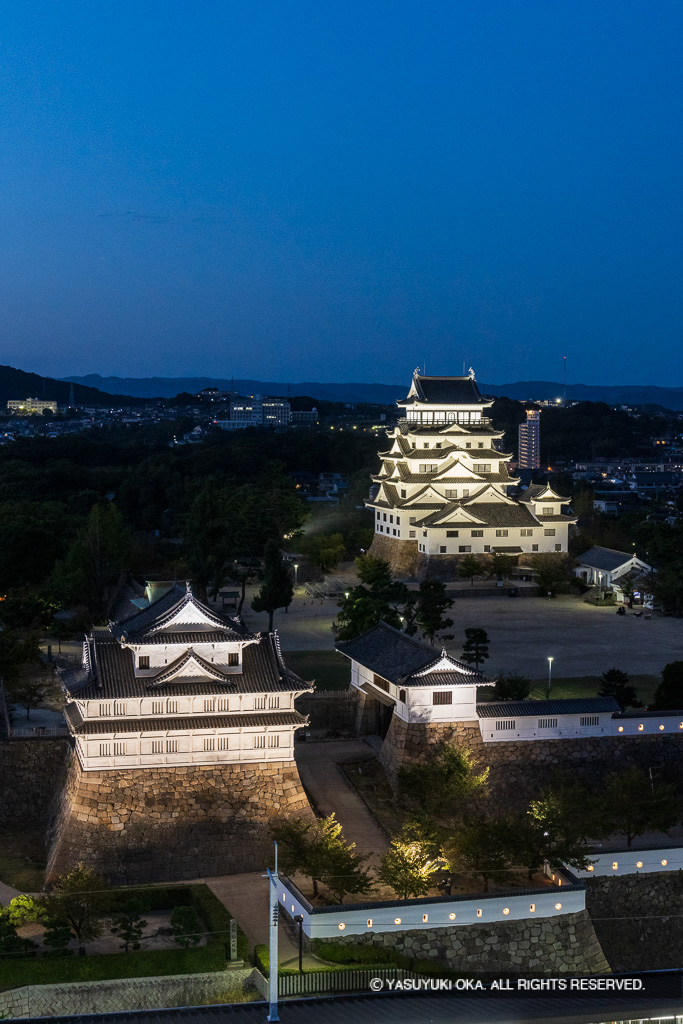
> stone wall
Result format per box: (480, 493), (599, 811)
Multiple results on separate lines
(328, 910), (609, 975)
(585, 872), (683, 972)
(378, 715), (683, 803)
(46, 752), (314, 884)
(295, 691), (357, 738)
(0, 968), (258, 1019)
(368, 534), (420, 578)
(0, 737), (70, 828)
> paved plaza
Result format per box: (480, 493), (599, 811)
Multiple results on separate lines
(241, 589), (683, 680)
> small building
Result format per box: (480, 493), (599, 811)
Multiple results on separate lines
(7, 397), (58, 415)
(573, 545), (654, 603)
(228, 395), (291, 427)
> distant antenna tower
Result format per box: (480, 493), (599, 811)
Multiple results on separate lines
(563, 356), (567, 403)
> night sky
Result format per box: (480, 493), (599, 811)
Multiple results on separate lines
(0, 1), (681, 385)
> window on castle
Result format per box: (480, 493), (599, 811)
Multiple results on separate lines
(473, 464), (491, 473)
(254, 696), (267, 710)
(269, 696), (280, 709)
(580, 716), (599, 727)
(114, 742), (126, 756)
(495, 720), (516, 730)
(393, 528), (397, 536)
(477, 443), (484, 448)
(114, 702), (125, 716)
(167, 700), (178, 714)
(218, 737), (229, 750)
(409, 530), (416, 538)
(532, 544), (539, 551)
(139, 656), (150, 670)
(538, 718), (558, 729)
(151, 700), (163, 715)
(432, 691), (452, 705)
(399, 689), (407, 703)
(409, 517), (416, 524)
(99, 743), (111, 756)
(400, 489), (406, 498)
(445, 489), (457, 498)
(151, 740), (163, 754)
(465, 442), (472, 448)
(459, 545), (471, 553)
(166, 739), (178, 753)
(383, 513), (387, 521)
(253, 735), (266, 748)
(99, 703), (112, 716)
(396, 517), (400, 525)
(268, 735), (280, 748)
(203, 737), (215, 751)
(423, 530), (427, 537)
(495, 530), (508, 537)
(440, 546), (446, 553)
(484, 544), (491, 552)
(418, 464), (437, 473)
(446, 530), (458, 537)
(521, 529), (533, 536)
(543, 507), (554, 515)
(204, 698), (216, 712)
(555, 543), (562, 551)
(544, 529), (556, 536)
(389, 515), (393, 523)
(423, 442), (429, 448)
(218, 698), (230, 711)
(463, 489), (470, 497)
(471, 530), (483, 537)
(228, 652), (239, 666)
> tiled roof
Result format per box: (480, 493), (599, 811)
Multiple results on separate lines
(147, 649), (235, 685)
(338, 621), (491, 686)
(456, 502), (540, 528)
(477, 697), (621, 718)
(131, 630), (243, 645)
(68, 633), (312, 699)
(397, 421), (503, 438)
(575, 545), (635, 571)
(535, 514), (577, 523)
(613, 708), (683, 719)
(69, 711), (307, 734)
(399, 375), (488, 406)
(113, 584), (246, 641)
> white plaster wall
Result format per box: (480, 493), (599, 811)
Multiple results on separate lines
(479, 715), (612, 742)
(574, 846), (683, 878)
(80, 726), (295, 770)
(278, 879), (584, 939)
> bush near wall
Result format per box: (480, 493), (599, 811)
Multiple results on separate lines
(254, 941), (463, 979)
(0, 883), (247, 991)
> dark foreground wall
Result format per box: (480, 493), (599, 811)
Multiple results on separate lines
(0, 737), (70, 828)
(47, 752), (314, 884)
(586, 872), (683, 972)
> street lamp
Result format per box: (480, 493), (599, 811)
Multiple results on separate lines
(547, 657), (554, 700)
(294, 564), (299, 588)
(597, 572), (602, 598)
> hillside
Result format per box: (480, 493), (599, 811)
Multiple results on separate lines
(63, 373), (683, 410)
(0, 365), (149, 407)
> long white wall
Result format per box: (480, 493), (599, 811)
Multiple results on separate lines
(278, 878), (584, 939)
(573, 845), (683, 878)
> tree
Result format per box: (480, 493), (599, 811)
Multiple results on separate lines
(598, 668), (643, 710)
(182, 484), (234, 600)
(493, 673), (531, 701)
(41, 864), (107, 956)
(110, 899), (148, 952)
(415, 580), (454, 645)
(227, 558), (261, 616)
(302, 533), (346, 574)
(444, 817), (517, 892)
(459, 554), (483, 587)
(530, 553), (573, 596)
(652, 662), (683, 711)
(398, 745), (489, 820)
(461, 628), (489, 670)
(171, 905), (202, 949)
(378, 823), (444, 899)
(336, 557), (412, 641)
(0, 903), (36, 958)
(601, 766), (680, 846)
(355, 554), (394, 589)
(251, 540), (294, 631)
(5, 667), (62, 721)
(274, 814), (372, 903)
(522, 786), (599, 874)
(490, 553), (514, 579)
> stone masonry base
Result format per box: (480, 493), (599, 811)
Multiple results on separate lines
(46, 753), (314, 884)
(329, 910), (609, 974)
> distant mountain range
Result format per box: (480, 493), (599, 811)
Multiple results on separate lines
(63, 373), (683, 411)
(0, 365), (145, 407)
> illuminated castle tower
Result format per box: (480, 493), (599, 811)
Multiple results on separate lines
(367, 369), (575, 578)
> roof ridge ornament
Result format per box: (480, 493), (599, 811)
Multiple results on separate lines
(468, 366), (476, 380)
(413, 366), (421, 379)
(185, 580), (192, 594)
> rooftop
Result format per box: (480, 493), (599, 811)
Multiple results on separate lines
(477, 697), (621, 718)
(574, 545), (640, 572)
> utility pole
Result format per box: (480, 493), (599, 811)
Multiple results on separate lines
(264, 842), (280, 1021)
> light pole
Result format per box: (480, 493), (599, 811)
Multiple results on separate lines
(547, 657), (553, 700)
(294, 914), (304, 973)
(597, 572), (602, 599)
(294, 563), (299, 588)
(263, 842), (280, 1021)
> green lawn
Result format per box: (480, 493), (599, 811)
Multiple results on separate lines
(0, 828), (47, 892)
(285, 650), (350, 690)
(477, 674), (660, 706)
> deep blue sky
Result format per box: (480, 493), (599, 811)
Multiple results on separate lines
(0, 1), (681, 385)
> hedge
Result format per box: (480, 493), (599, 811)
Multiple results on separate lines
(254, 943), (397, 977)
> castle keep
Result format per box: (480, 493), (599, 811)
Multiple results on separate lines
(367, 369), (575, 577)
(48, 582), (313, 883)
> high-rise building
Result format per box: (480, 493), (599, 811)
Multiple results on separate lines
(367, 370), (575, 576)
(518, 409), (541, 469)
